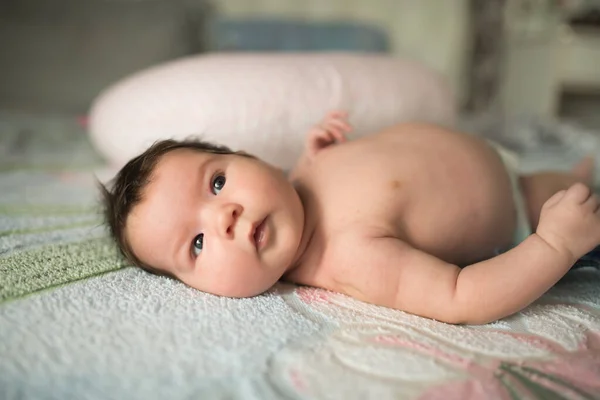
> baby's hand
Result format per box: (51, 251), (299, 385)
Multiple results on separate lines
(305, 111), (352, 157)
(536, 183), (600, 261)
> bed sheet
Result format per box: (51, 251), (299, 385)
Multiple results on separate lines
(1, 110), (600, 400)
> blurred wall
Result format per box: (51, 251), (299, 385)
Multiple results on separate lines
(0, 0), (208, 113)
(496, 0), (600, 120)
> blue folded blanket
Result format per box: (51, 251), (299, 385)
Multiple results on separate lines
(209, 18), (390, 52)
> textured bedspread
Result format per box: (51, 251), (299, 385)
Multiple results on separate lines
(1, 111), (600, 400)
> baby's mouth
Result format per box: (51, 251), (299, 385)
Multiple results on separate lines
(252, 217), (267, 250)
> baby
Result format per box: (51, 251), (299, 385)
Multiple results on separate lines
(101, 111), (599, 324)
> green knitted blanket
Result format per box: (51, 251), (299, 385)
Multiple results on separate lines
(0, 111), (127, 303)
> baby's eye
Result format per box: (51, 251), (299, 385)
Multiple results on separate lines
(211, 174), (226, 194)
(192, 233), (203, 256)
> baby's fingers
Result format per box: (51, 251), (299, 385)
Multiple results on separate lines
(583, 192), (600, 213)
(329, 126), (348, 143)
(326, 110), (348, 121)
(564, 182), (591, 204)
(324, 119), (352, 134)
(324, 111), (351, 130)
(319, 123), (348, 144)
(543, 189), (566, 209)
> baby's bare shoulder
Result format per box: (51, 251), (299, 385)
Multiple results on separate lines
(289, 226), (397, 291)
(298, 149), (413, 237)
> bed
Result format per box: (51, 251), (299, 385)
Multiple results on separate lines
(3, 1), (600, 399)
(2, 110), (600, 400)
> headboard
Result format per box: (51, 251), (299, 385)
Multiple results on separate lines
(213, 0), (471, 103)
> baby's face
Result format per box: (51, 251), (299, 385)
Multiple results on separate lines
(125, 149), (305, 297)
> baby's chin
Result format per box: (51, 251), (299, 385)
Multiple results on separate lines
(205, 282), (279, 299)
(191, 271), (285, 298)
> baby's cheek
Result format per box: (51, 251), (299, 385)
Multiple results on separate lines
(208, 253), (271, 298)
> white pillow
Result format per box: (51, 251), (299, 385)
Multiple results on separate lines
(88, 52), (456, 171)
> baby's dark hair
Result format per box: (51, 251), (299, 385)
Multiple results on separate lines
(99, 138), (249, 277)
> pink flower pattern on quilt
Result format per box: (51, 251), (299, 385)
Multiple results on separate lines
(268, 269), (600, 399)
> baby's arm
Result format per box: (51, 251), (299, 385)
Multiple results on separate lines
(333, 183), (600, 324)
(289, 111), (351, 180)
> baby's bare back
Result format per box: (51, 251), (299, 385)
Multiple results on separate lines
(300, 123), (517, 266)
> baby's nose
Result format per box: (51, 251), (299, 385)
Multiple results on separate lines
(218, 203), (242, 238)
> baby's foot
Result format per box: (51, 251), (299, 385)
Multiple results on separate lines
(572, 156), (594, 186)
